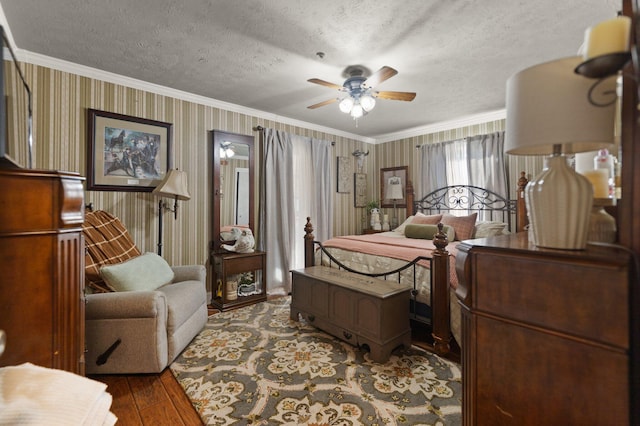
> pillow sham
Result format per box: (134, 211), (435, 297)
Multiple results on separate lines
(410, 213), (443, 225)
(405, 223), (455, 242)
(393, 215), (415, 234)
(100, 252), (175, 292)
(440, 212), (478, 241)
(474, 221), (508, 238)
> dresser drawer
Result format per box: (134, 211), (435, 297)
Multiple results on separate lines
(474, 252), (628, 348)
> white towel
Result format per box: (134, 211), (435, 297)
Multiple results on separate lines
(0, 363), (117, 425)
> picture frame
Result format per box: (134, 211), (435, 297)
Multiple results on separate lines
(354, 172), (367, 207)
(380, 166), (408, 208)
(337, 156), (351, 193)
(86, 109), (172, 191)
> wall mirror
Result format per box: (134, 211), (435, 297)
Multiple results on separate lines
(210, 130), (254, 253)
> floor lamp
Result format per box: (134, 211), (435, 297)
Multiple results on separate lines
(152, 169), (191, 256)
(385, 176), (404, 229)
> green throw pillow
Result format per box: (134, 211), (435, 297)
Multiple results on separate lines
(100, 252), (174, 292)
(404, 223), (455, 242)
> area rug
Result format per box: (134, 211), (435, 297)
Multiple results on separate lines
(170, 297), (461, 425)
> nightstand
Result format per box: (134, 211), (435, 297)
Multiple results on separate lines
(211, 251), (267, 311)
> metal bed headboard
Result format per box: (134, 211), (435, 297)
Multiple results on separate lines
(414, 185), (517, 231)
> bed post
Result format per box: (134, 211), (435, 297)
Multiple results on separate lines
(516, 171), (529, 232)
(406, 179), (415, 216)
(304, 217), (315, 267)
(431, 223), (451, 355)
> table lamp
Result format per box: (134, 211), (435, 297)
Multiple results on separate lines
(505, 56), (616, 249)
(385, 176), (404, 228)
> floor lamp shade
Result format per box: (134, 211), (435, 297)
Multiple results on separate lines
(505, 56), (616, 249)
(152, 169), (191, 201)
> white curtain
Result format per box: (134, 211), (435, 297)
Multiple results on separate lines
(418, 142), (447, 196)
(259, 128), (333, 296)
(418, 131), (508, 220)
(466, 132), (508, 197)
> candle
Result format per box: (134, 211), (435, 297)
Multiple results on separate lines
(582, 169), (609, 198)
(583, 16), (631, 60)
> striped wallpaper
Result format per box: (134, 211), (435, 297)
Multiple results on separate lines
(16, 62), (543, 294)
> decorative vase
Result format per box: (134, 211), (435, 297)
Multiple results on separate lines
(525, 155), (593, 250)
(226, 280), (238, 301)
(587, 199), (616, 243)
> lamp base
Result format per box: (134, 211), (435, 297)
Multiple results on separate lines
(587, 198), (617, 243)
(525, 155), (593, 250)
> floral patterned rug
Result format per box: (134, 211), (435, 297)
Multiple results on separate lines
(170, 297), (461, 425)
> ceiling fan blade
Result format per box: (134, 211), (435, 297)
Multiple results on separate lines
(307, 78), (344, 91)
(307, 98), (339, 109)
(374, 91), (416, 101)
(363, 66), (398, 88)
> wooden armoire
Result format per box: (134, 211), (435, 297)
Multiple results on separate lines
(0, 168), (85, 375)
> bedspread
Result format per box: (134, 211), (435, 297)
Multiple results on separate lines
(320, 232), (459, 288)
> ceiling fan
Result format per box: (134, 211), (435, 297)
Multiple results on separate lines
(307, 66), (416, 119)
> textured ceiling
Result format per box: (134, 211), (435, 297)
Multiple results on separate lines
(0, 0), (620, 140)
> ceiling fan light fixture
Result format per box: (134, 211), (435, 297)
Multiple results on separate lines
(350, 103), (364, 119)
(339, 96), (354, 113)
(360, 94), (376, 112)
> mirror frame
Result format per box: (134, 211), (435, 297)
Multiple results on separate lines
(210, 130), (255, 253)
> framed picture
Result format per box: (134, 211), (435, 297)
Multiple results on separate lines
(380, 166), (408, 208)
(86, 109), (172, 191)
(354, 172), (367, 207)
(336, 156), (351, 193)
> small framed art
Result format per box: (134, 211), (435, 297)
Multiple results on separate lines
(354, 172), (367, 207)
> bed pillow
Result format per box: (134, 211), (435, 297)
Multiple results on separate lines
(405, 223), (455, 242)
(393, 215), (415, 234)
(474, 221), (508, 238)
(410, 213), (443, 225)
(440, 213), (478, 241)
(100, 252), (175, 292)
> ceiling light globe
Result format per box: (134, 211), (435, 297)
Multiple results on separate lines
(351, 103), (364, 118)
(360, 95), (376, 112)
(226, 148), (235, 158)
(339, 97), (354, 113)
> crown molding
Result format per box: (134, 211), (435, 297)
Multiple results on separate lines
(372, 109), (507, 143)
(14, 49), (506, 145)
(13, 48), (377, 144)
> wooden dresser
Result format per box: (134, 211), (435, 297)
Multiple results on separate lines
(0, 168), (85, 375)
(455, 232), (633, 425)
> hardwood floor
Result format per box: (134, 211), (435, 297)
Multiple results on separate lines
(91, 304), (459, 424)
(90, 369), (203, 426)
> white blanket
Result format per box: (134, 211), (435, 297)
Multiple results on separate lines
(0, 363), (117, 426)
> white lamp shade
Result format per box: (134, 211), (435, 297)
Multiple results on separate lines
(152, 169), (191, 200)
(351, 103), (364, 118)
(505, 56), (616, 156)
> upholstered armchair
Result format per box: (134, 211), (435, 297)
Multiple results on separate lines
(82, 210), (207, 374)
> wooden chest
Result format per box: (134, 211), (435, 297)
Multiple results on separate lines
(290, 266), (412, 363)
